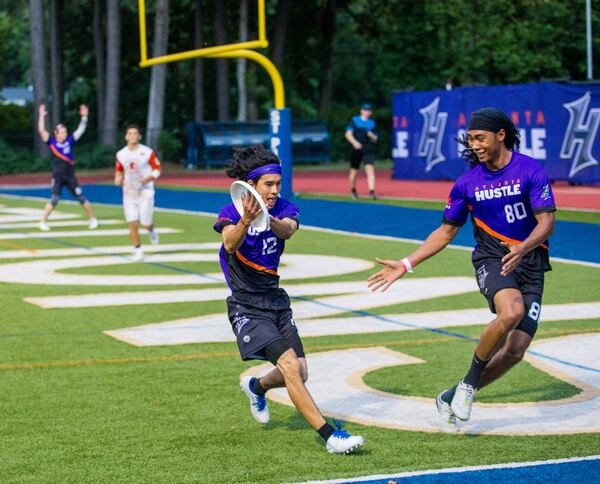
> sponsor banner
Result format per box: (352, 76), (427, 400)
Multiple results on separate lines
(392, 82), (600, 184)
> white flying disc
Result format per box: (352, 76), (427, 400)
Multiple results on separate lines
(230, 180), (270, 232)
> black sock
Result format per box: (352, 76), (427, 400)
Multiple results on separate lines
(317, 422), (335, 442)
(251, 377), (266, 396)
(463, 352), (489, 388)
(441, 384), (458, 404)
(134, 244), (141, 249)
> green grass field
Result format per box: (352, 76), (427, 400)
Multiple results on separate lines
(0, 194), (599, 483)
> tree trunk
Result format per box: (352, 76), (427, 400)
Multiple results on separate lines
(146, 0), (170, 150)
(93, 0), (105, 133)
(49, 0), (63, 126)
(215, 0), (229, 121)
(29, 0), (48, 155)
(318, 0), (337, 117)
(247, 63), (258, 121)
(236, 0), (248, 121)
(194, 0), (204, 121)
(271, 0), (289, 69)
(102, 0), (121, 146)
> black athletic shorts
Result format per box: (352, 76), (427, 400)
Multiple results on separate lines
(350, 148), (374, 169)
(51, 171), (83, 199)
(226, 297), (305, 362)
(473, 257), (544, 337)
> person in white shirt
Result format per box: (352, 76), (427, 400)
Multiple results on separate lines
(114, 124), (162, 261)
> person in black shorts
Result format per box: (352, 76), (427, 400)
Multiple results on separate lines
(345, 103), (378, 199)
(214, 145), (364, 454)
(37, 103), (97, 231)
(368, 108), (556, 430)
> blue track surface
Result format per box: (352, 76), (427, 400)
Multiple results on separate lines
(1, 184), (597, 263)
(335, 457), (600, 483)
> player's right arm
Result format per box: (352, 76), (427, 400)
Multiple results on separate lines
(368, 224), (460, 292)
(345, 120), (362, 150)
(368, 178), (468, 292)
(114, 157), (124, 186)
(37, 104), (49, 143)
(221, 194), (262, 254)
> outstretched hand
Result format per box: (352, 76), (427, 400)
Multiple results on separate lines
(241, 192), (262, 226)
(38, 104), (47, 116)
(500, 241), (525, 276)
(79, 104), (89, 117)
(367, 257), (407, 292)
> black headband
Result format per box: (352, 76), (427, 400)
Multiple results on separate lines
(468, 108), (513, 133)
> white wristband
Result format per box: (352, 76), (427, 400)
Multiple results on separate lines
(401, 257), (414, 273)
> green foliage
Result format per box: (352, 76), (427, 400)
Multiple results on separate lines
(157, 129), (182, 163)
(0, 138), (44, 175)
(0, 103), (31, 133)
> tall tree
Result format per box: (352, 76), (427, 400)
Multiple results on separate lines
(271, 0), (289, 69)
(146, 0), (170, 150)
(49, 0), (63, 126)
(215, 0), (229, 121)
(236, 0), (248, 121)
(318, 0), (338, 116)
(194, 0), (204, 122)
(28, 0), (48, 155)
(93, 0), (105, 133)
(102, 0), (121, 146)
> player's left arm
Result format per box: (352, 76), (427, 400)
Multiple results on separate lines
(140, 152), (162, 185)
(72, 104), (89, 141)
(269, 216), (298, 239)
(500, 211), (555, 276)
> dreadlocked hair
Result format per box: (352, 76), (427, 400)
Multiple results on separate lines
(225, 144), (280, 181)
(457, 127), (521, 168)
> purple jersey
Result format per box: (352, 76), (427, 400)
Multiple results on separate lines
(47, 135), (76, 173)
(443, 152), (556, 269)
(214, 197), (300, 303)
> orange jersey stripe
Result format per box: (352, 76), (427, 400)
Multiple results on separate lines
(148, 151), (161, 171)
(49, 144), (74, 164)
(235, 251), (278, 276)
(473, 217), (548, 250)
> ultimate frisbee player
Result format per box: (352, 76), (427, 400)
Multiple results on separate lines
(214, 145), (364, 454)
(368, 108), (556, 430)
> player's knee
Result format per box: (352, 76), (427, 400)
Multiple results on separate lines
(504, 343), (526, 364)
(50, 195), (60, 207)
(498, 303), (525, 328)
(278, 351), (302, 381)
(77, 195), (87, 205)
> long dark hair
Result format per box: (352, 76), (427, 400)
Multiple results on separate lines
(225, 144), (280, 181)
(457, 125), (521, 168)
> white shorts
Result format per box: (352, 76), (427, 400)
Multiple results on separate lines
(123, 189), (155, 226)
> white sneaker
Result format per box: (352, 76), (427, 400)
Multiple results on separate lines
(88, 218), (98, 230)
(132, 247), (144, 262)
(149, 230), (160, 245)
(240, 376), (269, 424)
(325, 421), (364, 454)
(451, 381), (476, 421)
(436, 392), (459, 433)
(39, 220), (50, 232)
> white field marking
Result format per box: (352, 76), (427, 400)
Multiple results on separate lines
(104, 277), (479, 346)
(0, 213), (79, 224)
(0, 253), (372, 286)
(104, 299), (600, 347)
(246, 333), (600, 435)
(295, 455), (600, 484)
(25, 278), (478, 308)
(0, 243), (220, 259)
(0, 228), (180, 240)
(0, 219), (122, 229)
(1, 193), (598, 268)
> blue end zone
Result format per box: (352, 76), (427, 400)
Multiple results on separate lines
(313, 456), (600, 484)
(0, 185), (598, 264)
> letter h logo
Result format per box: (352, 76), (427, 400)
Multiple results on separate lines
(560, 92), (600, 178)
(418, 97), (448, 173)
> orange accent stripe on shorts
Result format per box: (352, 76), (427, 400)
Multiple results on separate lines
(473, 216), (548, 250)
(49, 144), (74, 164)
(235, 251), (278, 275)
